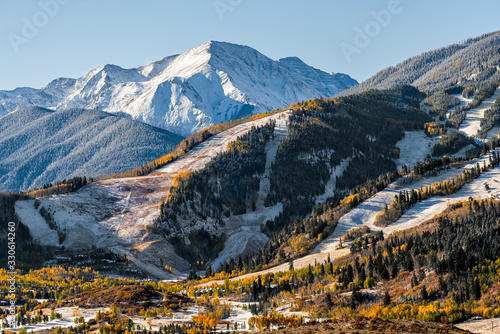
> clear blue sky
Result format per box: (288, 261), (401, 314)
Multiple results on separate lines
(0, 0), (499, 90)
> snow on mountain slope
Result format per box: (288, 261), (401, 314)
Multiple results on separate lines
(210, 114), (289, 270)
(0, 42), (357, 136)
(0, 107), (183, 192)
(15, 111), (289, 279)
(338, 30), (500, 96)
(395, 131), (441, 168)
(200, 150), (500, 286)
(459, 85), (500, 138)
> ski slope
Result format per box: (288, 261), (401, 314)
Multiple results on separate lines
(201, 150), (500, 287)
(16, 111), (291, 279)
(210, 114), (290, 270)
(460, 86), (500, 138)
(395, 131), (440, 169)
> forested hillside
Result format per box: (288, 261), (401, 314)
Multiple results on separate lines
(0, 193), (46, 269)
(158, 121), (276, 223)
(339, 30), (500, 96)
(0, 107), (183, 191)
(156, 85), (432, 268)
(217, 198), (500, 324)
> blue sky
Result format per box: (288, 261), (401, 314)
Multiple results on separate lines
(0, 0), (499, 90)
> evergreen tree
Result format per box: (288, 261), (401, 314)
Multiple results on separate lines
(383, 291), (391, 306)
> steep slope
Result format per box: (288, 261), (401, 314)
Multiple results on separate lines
(339, 30), (500, 96)
(459, 85), (500, 138)
(14, 112), (287, 279)
(200, 137), (498, 288)
(0, 42), (357, 136)
(0, 107), (183, 192)
(154, 86), (435, 272)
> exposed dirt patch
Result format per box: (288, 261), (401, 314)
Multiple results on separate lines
(258, 317), (470, 334)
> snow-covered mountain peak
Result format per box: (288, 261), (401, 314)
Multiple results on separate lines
(138, 55), (179, 78)
(158, 42), (214, 79)
(0, 41), (358, 135)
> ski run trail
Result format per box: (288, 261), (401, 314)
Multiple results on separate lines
(199, 147), (500, 287)
(459, 86), (500, 139)
(16, 111), (291, 279)
(201, 93), (500, 286)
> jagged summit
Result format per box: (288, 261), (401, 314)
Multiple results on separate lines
(0, 41), (357, 135)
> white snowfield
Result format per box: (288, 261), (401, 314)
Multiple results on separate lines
(395, 131), (440, 169)
(398, 95), (480, 170)
(459, 87), (500, 139)
(16, 111), (291, 279)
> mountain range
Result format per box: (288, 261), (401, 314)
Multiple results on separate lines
(0, 41), (358, 191)
(0, 41), (357, 136)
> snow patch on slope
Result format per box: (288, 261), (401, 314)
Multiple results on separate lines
(395, 131), (441, 169)
(14, 200), (59, 245)
(315, 157), (352, 205)
(459, 86), (500, 138)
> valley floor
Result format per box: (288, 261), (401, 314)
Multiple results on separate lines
(10, 307), (107, 333)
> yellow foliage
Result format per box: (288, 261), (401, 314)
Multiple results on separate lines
(248, 313), (302, 331)
(192, 312), (219, 330)
(226, 141), (250, 154)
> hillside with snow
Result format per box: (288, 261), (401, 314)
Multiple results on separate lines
(14, 112), (290, 279)
(198, 89), (500, 284)
(0, 107), (183, 191)
(0, 41), (357, 136)
(13, 84), (470, 278)
(338, 30), (500, 96)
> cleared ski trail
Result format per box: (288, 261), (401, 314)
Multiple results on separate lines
(459, 87), (500, 138)
(200, 149), (500, 287)
(16, 111), (291, 278)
